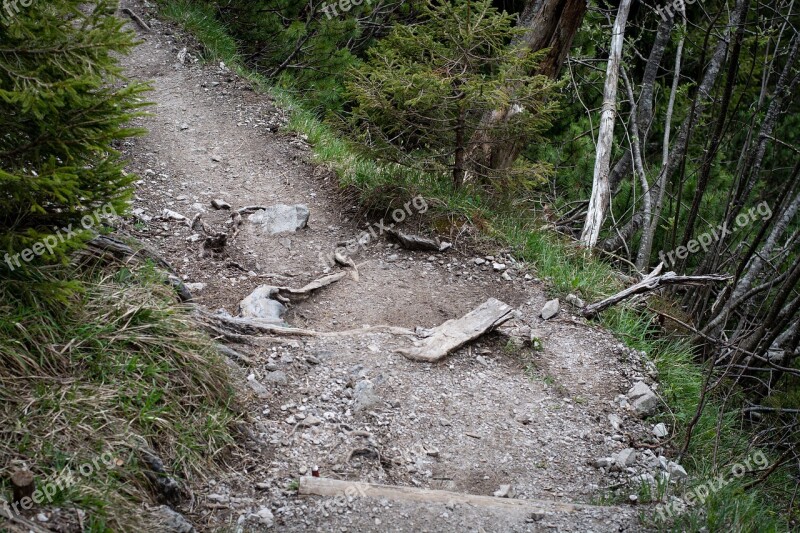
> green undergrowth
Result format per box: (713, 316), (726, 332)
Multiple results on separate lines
(156, 2), (794, 529)
(0, 260), (240, 530)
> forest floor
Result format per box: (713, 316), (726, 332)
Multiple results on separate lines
(115, 1), (674, 530)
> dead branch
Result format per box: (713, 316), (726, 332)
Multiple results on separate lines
(583, 271), (730, 318)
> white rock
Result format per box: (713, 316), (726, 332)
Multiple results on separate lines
(653, 422), (669, 438)
(492, 262), (507, 272)
(667, 461), (688, 480)
(540, 299), (560, 320)
(249, 204), (310, 235)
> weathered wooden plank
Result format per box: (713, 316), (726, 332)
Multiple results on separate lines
(299, 476), (589, 513)
(398, 298), (515, 362)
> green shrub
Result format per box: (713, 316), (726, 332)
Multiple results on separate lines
(0, 0), (148, 269)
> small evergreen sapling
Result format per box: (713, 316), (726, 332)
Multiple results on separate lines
(345, 0), (558, 190)
(0, 0), (149, 269)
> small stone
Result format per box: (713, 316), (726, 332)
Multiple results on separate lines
(492, 262), (507, 272)
(248, 204), (310, 235)
(515, 413), (532, 425)
(211, 199), (231, 210)
(627, 382), (660, 416)
(667, 461), (688, 480)
(162, 209), (186, 221)
(493, 485), (515, 498)
(255, 507), (274, 527)
(614, 448), (637, 469)
(185, 282), (206, 292)
(502, 271), (513, 281)
(439, 241), (452, 252)
(387, 254), (399, 262)
(247, 376), (269, 399)
(474, 258), (486, 265)
(565, 293), (586, 308)
(540, 299), (560, 320)
(653, 423), (669, 438)
(179, 123), (189, 130)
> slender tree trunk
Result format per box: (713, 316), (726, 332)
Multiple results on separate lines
(467, 0), (587, 178)
(580, 0), (634, 247)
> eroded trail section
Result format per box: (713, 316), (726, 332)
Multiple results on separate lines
(118, 2), (664, 531)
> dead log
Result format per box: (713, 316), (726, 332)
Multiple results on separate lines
(397, 298), (515, 362)
(299, 476), (590, 513)
(582, 271), (731, 318)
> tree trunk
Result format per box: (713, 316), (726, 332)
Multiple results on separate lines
(467, 0), (587, 178)
(580, 0), (633, 247)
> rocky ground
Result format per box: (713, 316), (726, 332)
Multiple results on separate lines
(101, 2), (692, 530)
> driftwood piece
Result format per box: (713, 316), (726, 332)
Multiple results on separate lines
(299, 476), (589, 513)
(386, 229), (441, 251)
(582, 271), (731, 318)
(397, 298), (515, 362)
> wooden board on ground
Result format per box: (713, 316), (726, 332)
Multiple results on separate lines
(299, 476), (591, 514)
(397, 298), (515, 362)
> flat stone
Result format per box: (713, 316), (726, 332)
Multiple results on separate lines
(353, 379), (381, 413)
(211, 199), (231, 210)
(249, 204), (310, 235)
(265, 371), (288, 385)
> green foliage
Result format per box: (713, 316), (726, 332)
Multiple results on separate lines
(0, 0), (149, 267)
(0, 261), (238, 529)
(345, 0), (558, 189)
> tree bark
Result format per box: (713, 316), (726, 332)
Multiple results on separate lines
(580, 0), (633, 247)
(467, 0), (587, 178)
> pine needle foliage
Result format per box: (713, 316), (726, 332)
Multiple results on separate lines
(0, 0), (149, 267)
(345, 0), (559, 190)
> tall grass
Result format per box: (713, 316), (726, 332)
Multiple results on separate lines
(0, 261), (239, 530)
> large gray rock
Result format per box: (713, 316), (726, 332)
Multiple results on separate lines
(239, 285), (287, 324)
(627, 381), (660, 416)
(249, 204), (309, 234)
(540, 299), (560, 320)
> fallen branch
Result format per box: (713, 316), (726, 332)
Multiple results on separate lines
(582, 271), (730, 318)
(299, 476), (590, 513)
(397, 298), (515, 362)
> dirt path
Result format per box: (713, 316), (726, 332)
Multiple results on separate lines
(117, 2), (667, 531)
